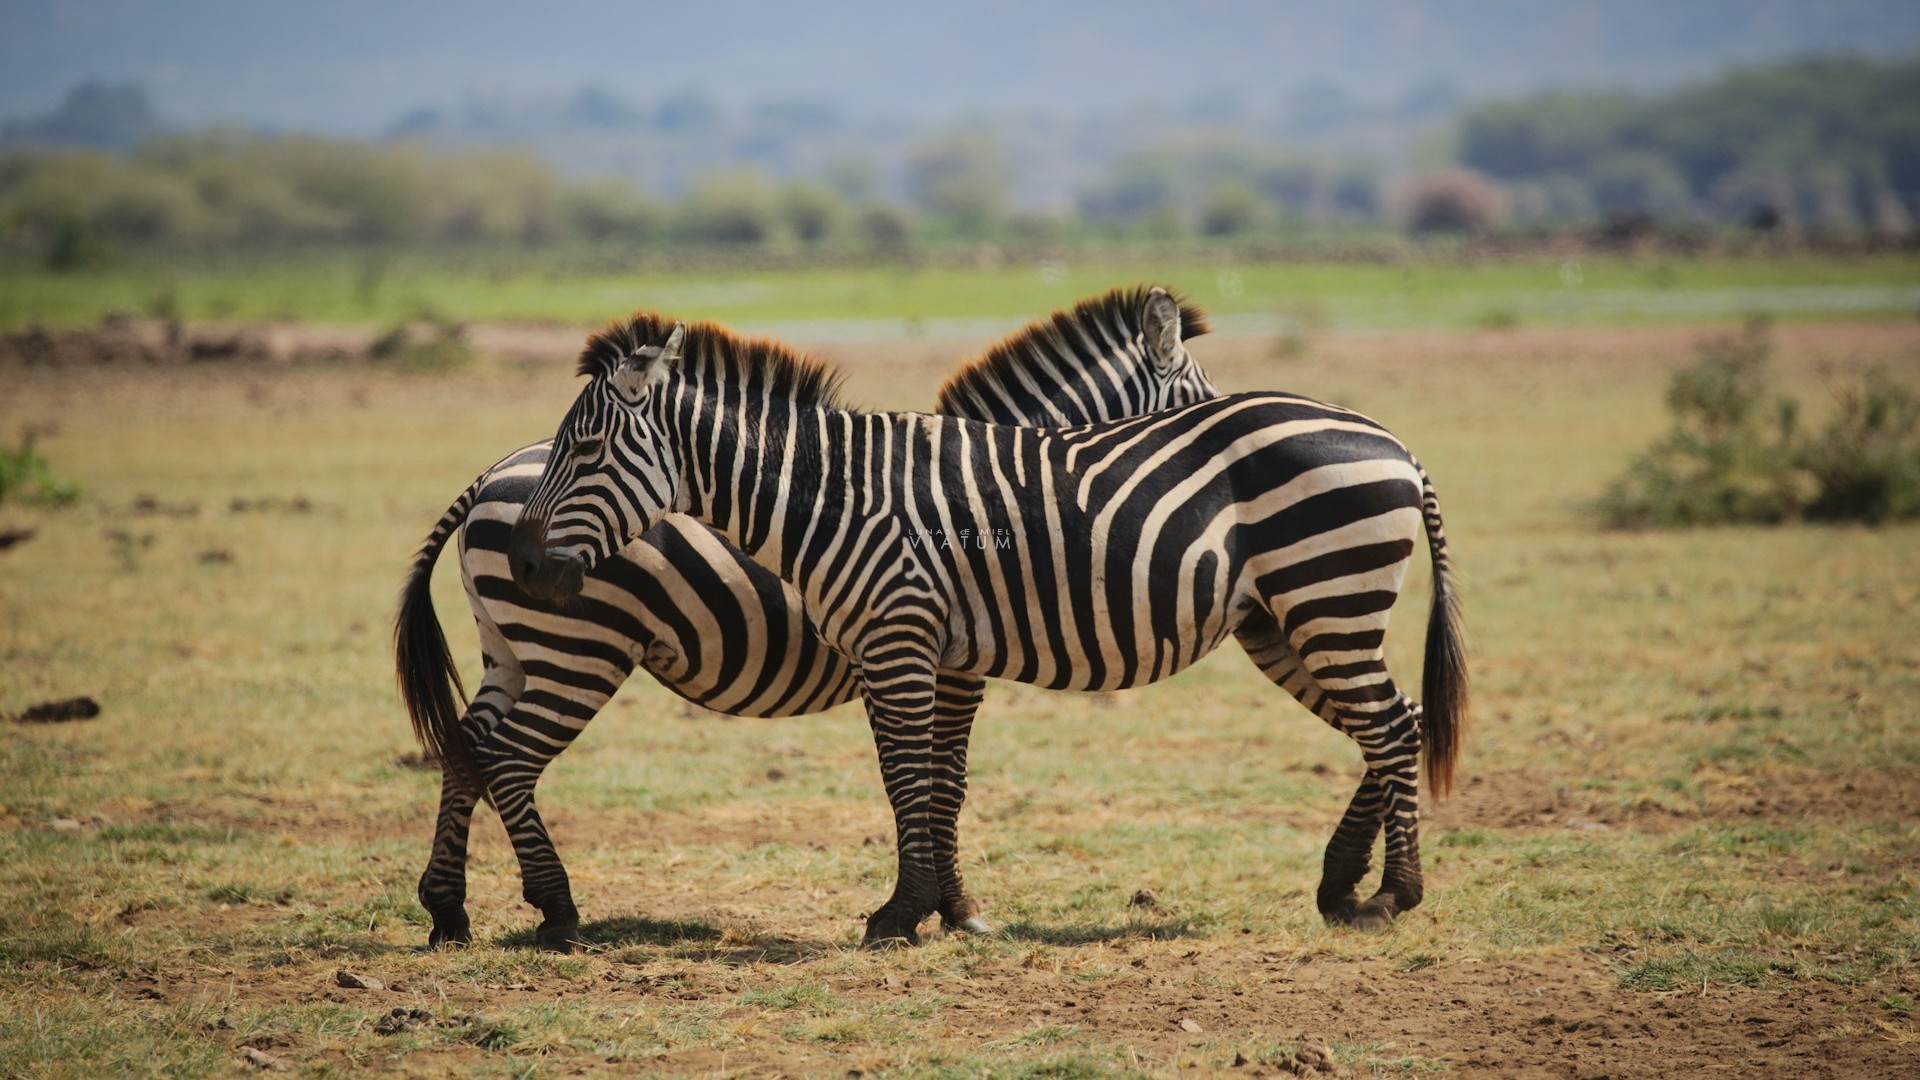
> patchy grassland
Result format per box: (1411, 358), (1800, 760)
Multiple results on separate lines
(0, 320), (1916, 1077)
(2, 250), (1917, 333)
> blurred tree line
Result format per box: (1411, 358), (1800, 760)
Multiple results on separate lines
(2, 54), (1916, 270)
(1460, 55), (1920, 232)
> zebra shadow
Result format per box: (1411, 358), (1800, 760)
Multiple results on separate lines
(995, 917), (1203, 945)
(494, 915), (723, 951)
(497, 916), (837, 964)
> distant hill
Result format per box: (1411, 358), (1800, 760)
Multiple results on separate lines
(0, 81), (165, 152)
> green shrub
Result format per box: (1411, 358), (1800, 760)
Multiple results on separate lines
(1798, 368), (1920, 524)
(1599, 322), (1920, 527)
(0, 433), (81, 507)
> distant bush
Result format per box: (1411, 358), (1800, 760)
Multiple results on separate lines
(1599, 322), (1920, 527)
(1199, 178), (1273, 237)
(856, 203), (915, 251)
(0, 433), (81, 507)
(1798, 368), (1920, 524)
(675, 171), (779, 245)
(1395, 168), (1509, 234)
(905, 132), (1009, 237)
(563, 177), (667, 245)
(370, 316), (474, 373)
(778, 182), (844, 245)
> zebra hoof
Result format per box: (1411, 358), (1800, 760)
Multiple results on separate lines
(536, 921), (580, 953)
(427, 913), (472, 948)
(1346, 896), (1398, 932)
(946, 916), (994, 936)
(862, 911), (923, 948)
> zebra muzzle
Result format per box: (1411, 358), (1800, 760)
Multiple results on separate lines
(508, 519), (587, 601)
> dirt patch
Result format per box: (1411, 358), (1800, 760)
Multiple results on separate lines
(1433, 766), (1920, 834)
(119, 930), (1918, 1077)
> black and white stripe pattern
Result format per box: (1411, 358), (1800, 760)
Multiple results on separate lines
(509, 313), (1468, 945)
(397, 287), (1215, 950)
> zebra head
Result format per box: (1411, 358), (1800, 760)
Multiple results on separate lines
(1135, 286), (1219, 413)
(509, 321), (688, 601)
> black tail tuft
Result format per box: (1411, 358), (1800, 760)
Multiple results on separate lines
(394, 486), (484, 800)
(1416, 464), (1469, 800)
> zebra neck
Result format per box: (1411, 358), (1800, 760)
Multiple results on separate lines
(943, 331), (1151, 427)
(668, 389), (847, 578)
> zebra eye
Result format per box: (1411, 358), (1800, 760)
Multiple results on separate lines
(574, 437), (605, 459)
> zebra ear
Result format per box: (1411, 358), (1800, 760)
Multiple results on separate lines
(1141, 287), (1183, 372)
(609, 322), (686, 402)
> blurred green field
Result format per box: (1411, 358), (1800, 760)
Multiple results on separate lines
(1, 320), (1916, 1076)
(3, 250), (1918, 334)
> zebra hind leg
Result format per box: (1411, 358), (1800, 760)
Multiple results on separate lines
(1330, 691), (1424, 929)
(416, 676), (518, 947)
(418, 771), (479, 946)
(930, 671), (992, 936)
(1234, 612), (1404, 929)
(1314, 772), (1388, 926)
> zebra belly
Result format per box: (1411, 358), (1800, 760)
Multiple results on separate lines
(928, 444), (1423, 693)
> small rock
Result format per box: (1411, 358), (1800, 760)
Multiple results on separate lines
(1179, 1017), (1204, 1033)
(238, 1046), (283, 1070)
(765, 767), (787, 781)
(1130, 888), (1159, 909)
(334, 970), (383, 991)
(49, 818), (82, 832)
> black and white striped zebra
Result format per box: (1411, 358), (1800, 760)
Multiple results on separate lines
(396, 287), (1215, 951)
(507, 314), (1468, 945)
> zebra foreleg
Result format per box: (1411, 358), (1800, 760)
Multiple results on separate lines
(481, 739), (582, 952)
(477, 678), (616, 952)
(930, 671), (992, 935)
(859, 647), (945, 947)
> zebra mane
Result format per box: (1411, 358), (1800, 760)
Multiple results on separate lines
(934, 285), (1211, 418)
(577, 311), (848, 408)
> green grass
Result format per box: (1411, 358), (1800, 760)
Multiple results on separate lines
(1, 250), (1916, 332)
(1, 321), (1916, 1075)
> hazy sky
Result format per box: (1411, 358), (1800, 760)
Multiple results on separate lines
(5, 0), (1919, 132)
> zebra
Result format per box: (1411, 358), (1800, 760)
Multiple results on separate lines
(396, 287), (1217, 951)
(506, 313), (1468, 946)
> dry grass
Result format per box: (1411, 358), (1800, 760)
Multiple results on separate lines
(1, 321), (1916, 1077)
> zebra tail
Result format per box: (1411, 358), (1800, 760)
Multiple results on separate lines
(393, 479), (486, 801)
(1416, 462), (1469, 801)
